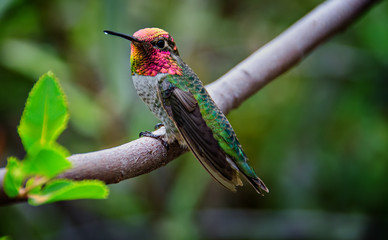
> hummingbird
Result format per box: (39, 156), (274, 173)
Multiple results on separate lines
(104, 28), (268, 195)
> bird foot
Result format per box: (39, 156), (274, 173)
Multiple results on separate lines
(154, 123), (164, 130)
(139, 131), (169, 150)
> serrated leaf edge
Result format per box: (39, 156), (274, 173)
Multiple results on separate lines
(28, 180), (109, 205)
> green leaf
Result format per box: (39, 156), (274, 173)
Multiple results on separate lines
(3, 71), (110, 205)
(18, 71), (69, 152)
(23, 147), (71, 178)
(3, 157), (23, 198)
(25, 177), (44, 195)
(28, 179), (109, 205)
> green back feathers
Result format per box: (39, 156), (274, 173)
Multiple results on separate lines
(165, 65), (258, 179)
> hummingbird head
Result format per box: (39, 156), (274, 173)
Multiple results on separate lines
(104, 28), (182, 76)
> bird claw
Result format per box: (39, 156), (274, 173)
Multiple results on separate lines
(154, 123), (164, 130)
(139, 131), (169, 150)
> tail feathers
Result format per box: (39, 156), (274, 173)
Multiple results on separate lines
(226, 156), (269, 195)
(244, 175), (269, 196)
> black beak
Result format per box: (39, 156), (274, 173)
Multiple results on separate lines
(103, 30), (142, 43)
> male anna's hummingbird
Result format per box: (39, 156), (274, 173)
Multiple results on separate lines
(104, 28), (268, 195)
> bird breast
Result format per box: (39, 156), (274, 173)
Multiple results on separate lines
(131, 73), (177, 139)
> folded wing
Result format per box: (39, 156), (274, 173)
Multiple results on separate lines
(159, 80), (242, 191)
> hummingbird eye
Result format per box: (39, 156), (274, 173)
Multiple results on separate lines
(156, 39), (165, 48)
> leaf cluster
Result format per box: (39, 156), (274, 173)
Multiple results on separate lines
(3, 72), (109, 205)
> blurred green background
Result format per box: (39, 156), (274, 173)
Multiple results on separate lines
(0, 0), (387, 239)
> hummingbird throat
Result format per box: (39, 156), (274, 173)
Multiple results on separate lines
(130, 44), (182, 76)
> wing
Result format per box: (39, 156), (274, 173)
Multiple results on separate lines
(158, 78), (242, 191)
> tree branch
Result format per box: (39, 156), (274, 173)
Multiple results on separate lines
(0, 0), (380, 205)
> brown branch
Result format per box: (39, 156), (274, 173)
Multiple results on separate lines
(0, 0), (380, 205)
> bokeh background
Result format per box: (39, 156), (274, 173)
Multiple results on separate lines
(1, 0), (387, 239)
